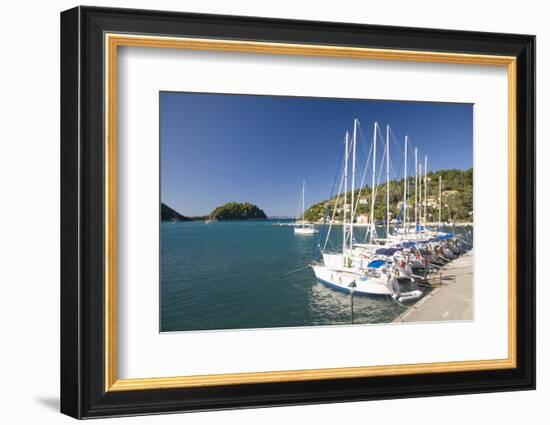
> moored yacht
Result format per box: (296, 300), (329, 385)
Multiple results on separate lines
(294, 180), (318, 235)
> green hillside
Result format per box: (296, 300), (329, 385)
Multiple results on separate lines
(161, 203), (191, 221)
(305, 168), (473, 223)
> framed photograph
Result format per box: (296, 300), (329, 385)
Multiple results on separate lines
(60, 6), (535, 419)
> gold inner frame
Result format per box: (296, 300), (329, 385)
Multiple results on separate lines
(104, 33), (517, 392)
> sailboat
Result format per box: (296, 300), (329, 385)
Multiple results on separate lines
(311, 119), (429, 302)
(205, 202), (214, 224)
(311, 262), (399, 296)
(319, 121), (414, 281)
(294, 181), (318, 235)
(311, 121), (408, 297)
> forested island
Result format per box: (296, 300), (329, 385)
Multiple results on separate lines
(304, 168), (473, 223)
(161, 202), (267, 221)
(210, 202), (267, 220)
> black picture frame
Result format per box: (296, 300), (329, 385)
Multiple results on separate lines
(61, 5), (535, 419)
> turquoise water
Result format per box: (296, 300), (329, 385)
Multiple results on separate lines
(160, 220), (414, 332)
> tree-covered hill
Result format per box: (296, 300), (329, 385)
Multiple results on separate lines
(161, 203), (191, 221)
(210, 202), (267, 220)
(304, 168), (473, 223)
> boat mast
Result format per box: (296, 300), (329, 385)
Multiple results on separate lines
(424, 156), (428, 226)
(438, 175), (442, 230)
(343, 131), (349, 254)
(386, 124), (390, 240)
(302, 180), (305, 225)
(351, 119), (358, 249)
(419, 164), (422, 229)
(403, 135), (408, 235)
(414, 147), (418, 231)
(369, 122), (378, 243)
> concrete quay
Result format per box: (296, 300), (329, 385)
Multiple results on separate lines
(393, 250), (474, 323)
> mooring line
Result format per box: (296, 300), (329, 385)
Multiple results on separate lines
(286, 265), (310, 275)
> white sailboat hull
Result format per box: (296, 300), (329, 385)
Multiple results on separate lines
(322, 252), (372, 270)
(311, 265), (396, 296)
(294, 226), (318, 235)
(322, 251), (413, 280)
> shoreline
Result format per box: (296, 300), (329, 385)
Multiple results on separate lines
(314, 221), (474, 227)
(163, 218), (474, 227)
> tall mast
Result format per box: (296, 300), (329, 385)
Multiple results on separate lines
(302, 180), (305, 225)
(350, 118), (358, 249)
(414, 147), (418, 231)
(403, 135), (408, 234)
(386, 124), (390, 240)
(419, 164), (422, 229)
(424, 156), (428, 226)
(343, 131), (349, 254)
(438, 175), (442, 230)
(369, 122), (378, 243)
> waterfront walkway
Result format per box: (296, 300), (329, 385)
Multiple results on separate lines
(393, 250), (474, 323)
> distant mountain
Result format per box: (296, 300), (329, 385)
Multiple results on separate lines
(210, 202), (267, 220)
(161, 203), (191, 222)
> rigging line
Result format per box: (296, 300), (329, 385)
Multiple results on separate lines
(295, 190), (302, 221)
(390, 157), (401, 181)
(405, 142), (416, 204)
(343, 122), (369, 250)
(368, 146), (402, 223)
(374, 124), (390, 197)
(360, 140), (387, 221)
(352, 121), (375, 186)
(357, 120), (371, 159)
(323, 153), (346, 251)
(363, 143), (388, 243)
(324, 162), (345, 248)
(393, 155), (404, 183)
(387, 129), (405, 181)
(375, 122), (386, 145)
(317, 141), (345, 252)
(372, 143), (388, 203)
(389, 126), (402, 155)
(382, 148), (401, 183)
(350, 137), (374, 218)
(359, 121), (379, 178)
(365, 144), (388, 240)
(388, 126), (404, 156)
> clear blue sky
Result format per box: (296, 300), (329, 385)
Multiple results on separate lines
(160, 92), (472, 217)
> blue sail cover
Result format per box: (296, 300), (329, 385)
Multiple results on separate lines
(367, 259), (386, 269)
(437, 231), (454, 240)
(375, 247), (400, 256)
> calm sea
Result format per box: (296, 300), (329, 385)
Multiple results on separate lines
(161, 220), (447, 332)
